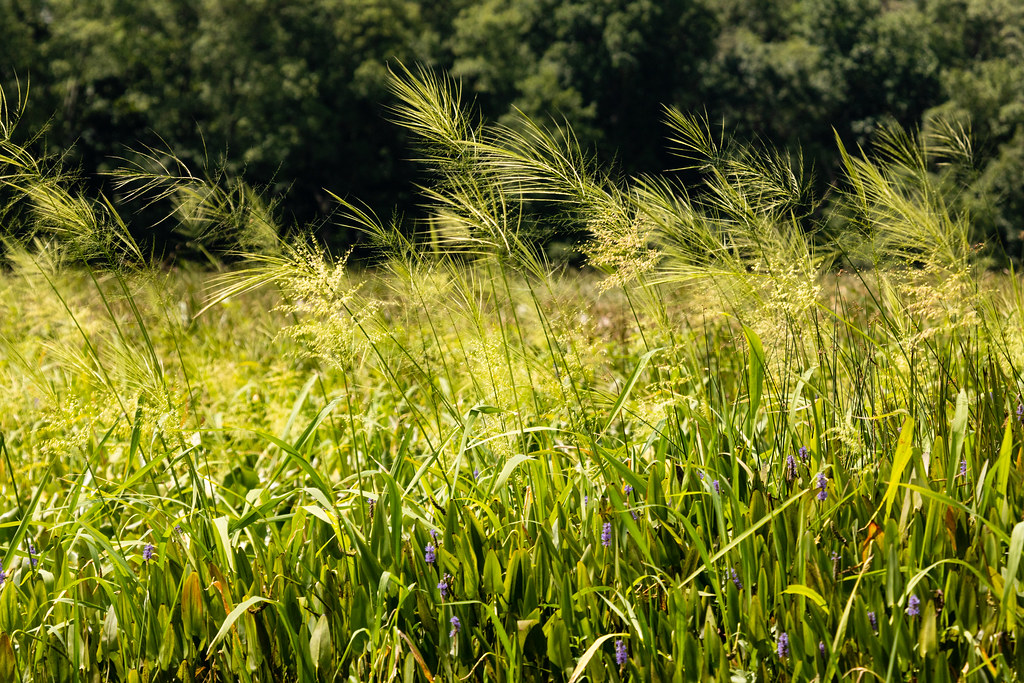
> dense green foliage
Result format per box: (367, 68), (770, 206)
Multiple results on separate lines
(3, 67), (1024, 681)
(2, 0), (1024, 254)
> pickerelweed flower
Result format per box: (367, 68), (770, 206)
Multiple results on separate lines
(143, 543), (155, 561)
(438, 574), (452, 599)
(623, 484), (633, 495)
(777, 632), (790, 659)
(429, 528), (440, 542)
(28, 544), (37, 568)
(712, 480), (720, 494)
(819, 641), (826, 656)
(424, 542), (436, 565)
(906, 594), (920, 617)
(959, 459), (967, 478)
(730, 567), (742, 590)
(868, 611), (877, 632)
(698, 471), (704, 480)
(583, 495), (588, 507)
(1017, 403), (1023, 422)
(798, 446), (809, 462)
(0, 561), (6, 587)
(473, 467), (480, 480)
(815, 472), (828, 501)
(601, 522), (612, 547)
(630, 510), (639, 521)
(614, 638), (628, 666)
(785, 454), (797, 480)
(449, 615), (461, 638)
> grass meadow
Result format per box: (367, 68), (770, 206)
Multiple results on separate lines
(1, 68), (1023, 681)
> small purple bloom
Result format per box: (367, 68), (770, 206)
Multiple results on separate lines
(798, 446), (809, 462)
(425, 542), (436, 565)
(449, 615), (461, 638)
(730, 567), (742, 590)
(1017, 403), (1023, 422)
(614, 638), (628, 666)
(583, 495), (588, 507)
(906, 594), (920, 617)
(438, 573), (452, 600)
(959, 459), (967, 478)
(473, 467), (480, 480)
(28, 544), (37, 568)
(697, 471), (704, 480)
(601, 522), (612, 547)
(868, 611), (877, 632)
(175, 525), (184, 534)
(429, 528), (440, 542)
(712, 480), (720, 494)
(777, 632), (789, 659)
(143, 543), (155, 561)
(785, 454), (797, 480)
(0, 562), (6, 587)
(815, 472), (828, 501)
(819, 640), (825, 656)
(623, 484), (633, 495)
(630, 510), (639, 521)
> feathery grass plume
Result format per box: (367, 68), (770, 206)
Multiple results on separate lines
(835, 123), (980, 335)
(653, 110), (826, 326)
(109, 145), (282, 259)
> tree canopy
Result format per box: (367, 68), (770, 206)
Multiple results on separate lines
(2, 0), (1022, 257)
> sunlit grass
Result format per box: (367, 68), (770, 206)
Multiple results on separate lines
(1, 69), (1023, 681)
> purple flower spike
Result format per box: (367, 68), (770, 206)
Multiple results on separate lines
(623, 484), (633, 495)
(143, 543), (155, 561)
(712, 480), (720, 494)
(815, 472), (828, 501)
(449, 615), (461, 638)
(785, 454), (797, 480)
(906, 594), (920, 617)
(959, 459), (967, 478)
(438, 573), (452, 600)
(868, 611), (877, 632)
(601, 522), (612, 547)
(614, 638), (628, 666)
(819, 641), (826, 656)
(28, 544), (37, 568)
(730, 567), (742, 590)
(0, 562), (6, 587)
(777, 632), (789, 659)
(798, 446), (809, 462)
(424, 542), (436, 565)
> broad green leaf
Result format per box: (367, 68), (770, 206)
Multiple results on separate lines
(568, 633), (626, 683)
(206, 596), (275, 656)
(882, 417), (915, 519)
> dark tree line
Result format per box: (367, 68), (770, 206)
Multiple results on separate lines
(2, 0), (1023, 258)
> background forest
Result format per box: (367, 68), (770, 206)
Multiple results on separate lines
(2, 0), (1024, 258)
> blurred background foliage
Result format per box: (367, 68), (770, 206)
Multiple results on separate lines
(2, 0), (1023, 259)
